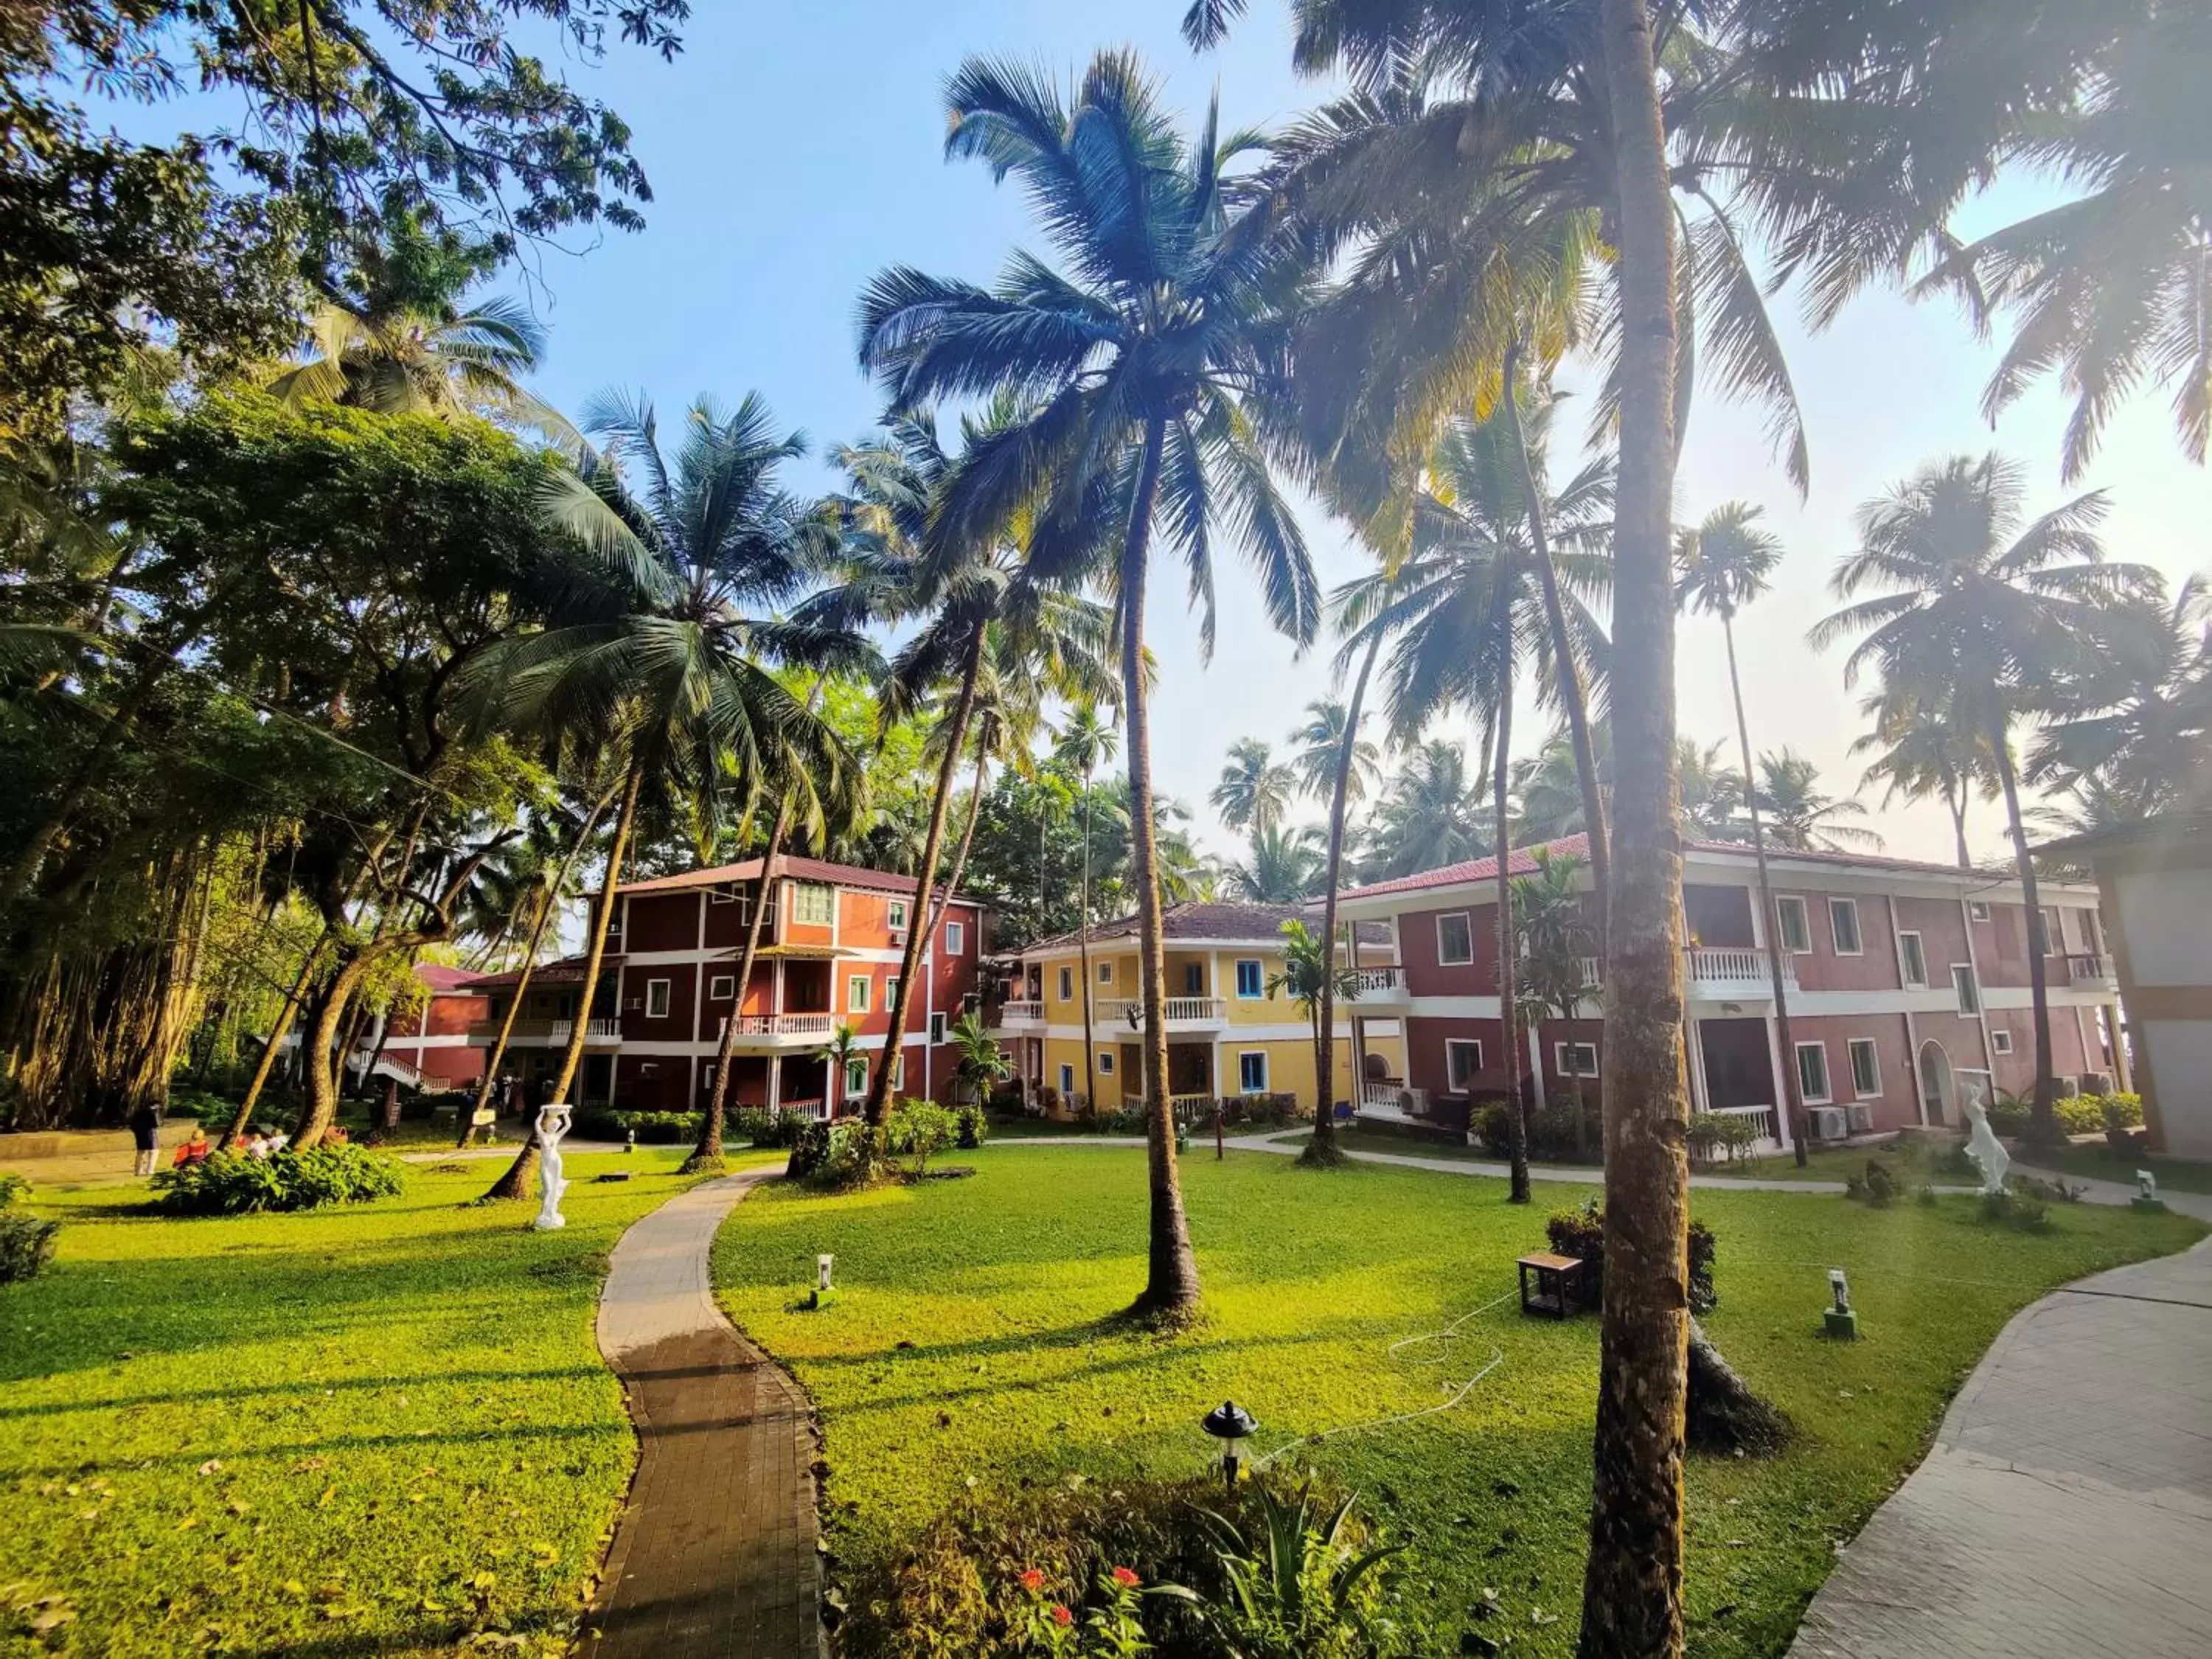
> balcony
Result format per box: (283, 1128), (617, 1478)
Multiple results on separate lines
(993, 999), (1046, 1031)
(1683, 946), (1797, 1001)
(467, 1016), (619, 1045)
(1093, 996), (1227, 1032)
(718, 1012), (836, 1048)
(2067, 953), (2117, 991)
(1345, 965), (1409, 1007)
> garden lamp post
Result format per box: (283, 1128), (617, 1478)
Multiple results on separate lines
(1824, 1267), (1857, 1340)
(1201, 1400), (1256, 1493)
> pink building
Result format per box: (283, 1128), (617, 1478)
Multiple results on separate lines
(380, 855), (990, 1117)
(1332, 835), (2128, 1150)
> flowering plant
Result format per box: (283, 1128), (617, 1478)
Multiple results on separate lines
(1010, 1564), (1158, 1656)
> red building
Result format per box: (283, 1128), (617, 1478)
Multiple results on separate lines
(1332, 834), (2128, 1150)
(380, 855), (990, 1117)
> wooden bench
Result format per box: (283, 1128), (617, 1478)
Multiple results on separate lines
(1517, 1252), (1586, 1318)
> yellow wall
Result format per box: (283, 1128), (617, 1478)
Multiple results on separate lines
(1036, 1027), (1397, 1116)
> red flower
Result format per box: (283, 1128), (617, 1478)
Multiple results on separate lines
(1111, 1566), (1141, 1588)
(1051, 1605), (1075, 1627)
(1019, 1568), (1046, 1593)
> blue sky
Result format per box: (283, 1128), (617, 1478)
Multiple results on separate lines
(118, 4), (2210, 866)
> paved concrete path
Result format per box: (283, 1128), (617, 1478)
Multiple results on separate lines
(1790, 1235), (2212, 1659)
(586, 1166), (823, 1659)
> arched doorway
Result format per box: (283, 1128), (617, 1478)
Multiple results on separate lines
(1917, 1040), (1954, 1127)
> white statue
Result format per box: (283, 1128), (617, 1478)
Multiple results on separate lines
(1959, 1075), (2009, 1195)
(533, 1103), (574, 1231)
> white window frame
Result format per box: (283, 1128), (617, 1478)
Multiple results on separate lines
(1555, 1040), (1600, 1079)
(1444, 1038), (1484, 1091)
(1097, 1051), (1115, 1074)
(885, 974), (900, 1006)
(886, 897), (908, 931)
(792, 882), (835, 926)
(1237, 1050), (1269, 1093)
(1829, 897), (1863, 956)
(709, 886), (734, 905)
(1057, 965), (1074, 1001)
(845, 1057), (869, 1096)
(1795, 1040), (1832, 1105)
(1774, 895), (1812, 954)
(847, 974), (872, 1014)
(1848, 1037), (1881, 1098)
(1968, 899), (1991, 922)
(928, 1011), (947, 1044)
(1059, 1062), (1077, 1096)
(1896, 930), (1928, 989)
(1234, 959), (1265, 999)
(1952, 963), (1981, 1016)
(708, 973), (735, 1002)
(1097, 960), (1114, 985)
(2039, 906), (2062, 956)
(944, 919), (966, 955)
(644, 978), (671, 1020)
(1435, 911), (1475, 967)
(1990, 1028), (2014, 1055)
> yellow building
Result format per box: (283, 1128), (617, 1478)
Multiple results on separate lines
(990, 902), (1404, 1119)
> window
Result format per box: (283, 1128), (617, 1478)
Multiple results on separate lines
(1556, 1041), (1600, 1078)
(2039, 906), (2062, 955)
(1795, 1041), (1832, 1104)
(1969, 899), (1991, 922)
(885, 975), (900, 1006)
(1057, 966), (1074, 1001)
(847, 974), (872, 1014)
(1238, 1051), (1268, 1093)
(928, 1012), (947, 1044)
(1897, 931), (1928, 989)
(887, 898), (908, 931)
(793, 883), (835, 925)
(945, 920), (966, 955)
(1183, 962), (1204, 995)
(846, 1057), (869, 1095)
(1235, 959), (1265, 998)
(1952, 964), (1981, 1015)
(1990, 1029), (2014, 1055)
(1098, 960), (1114, 985)
(1848, 1038), (1881, 1097)
(1774, 896), (1812, 953)
(709, 974), (735, 1001)
(1436, 911), (1475, 966)
(1059, 1062), (1077, 1096)
(1097, 1051), (1115, 1074)
(709, 886), (734, 904)
(1829, 897), (1863, 955)
(1445, 1039), (1484, 1091)
(644, 978), (671, 1020)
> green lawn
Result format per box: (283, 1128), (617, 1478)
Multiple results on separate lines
(713, 1146), (2202, 1658)
(2014, 1140), (2212, 1196)
(0, 1148), (768, 1655)
(1321, 1125), (1958, 1187)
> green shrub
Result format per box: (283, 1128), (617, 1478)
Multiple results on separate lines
(0, 1172), (29, 1209)
(1983, 1088), (2032, 1136)
(153, 1145), (406, 1216)
(0, 1211), (58, 1285)
(1473, 1099), (1592, 1161)
(1547, 1200), (1718, 1313)
(729, 1106), (807, 1149)
(956, 1105), (989, 1150)
(1686, 1111), (1762, 1166)
(1980, 1186), (2050, 1231)
(789, 1120), (880, 1189)
(888, 1102), (958, 1175)
(574, 1107), (695, 1144)
(2098, 1092), (2145, 1130)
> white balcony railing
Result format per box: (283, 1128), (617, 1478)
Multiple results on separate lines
(1685, 947), (1798, 990)
(995, 1000), (1045, 1025)
(1094, 997), (1227, 1029)
(1346, 965), (1405, 996)
(1576, 956), (1602, 988)
(2067, 953), (2116, 989)
(549, 1017), (622, 1042)
(1360, 1077), (1408, 1107)
(725, 1013), (835, 1037)
(1705, 1102), (1778, 1144)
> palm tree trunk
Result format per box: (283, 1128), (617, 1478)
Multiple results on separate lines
(1121, 417), (1201, 1321)
(222, 936), (326, 1150)
(866, 633), (985, 1129)
(1579, 3), (1689, 1655)
(1989, 720), (2058, 1143)
(1079, 763), (1098, 1116)
(686, 795), (791, 1172)
(1307, 625), (1385, 1166)
(481, 759), (645, 1203)
(1502, 338), (1610, 948)
(927, 745), (990, 938)
(1724, 614), (1809, 1169)
(1944, 771), (1972, 870)
(1494, 644), (1530, 1203)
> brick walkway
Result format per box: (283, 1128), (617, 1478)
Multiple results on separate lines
(1790, 1237), (2212, 1658)
(587, 1168), (823, 1659)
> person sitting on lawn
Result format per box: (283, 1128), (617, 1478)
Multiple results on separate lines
(171, 1127), (212, 1168)
(261, 1129), (291, 1155)
(238, 1131), (268, 1160)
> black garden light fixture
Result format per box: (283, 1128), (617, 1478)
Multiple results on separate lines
(1201, 1399), (1256, 1492)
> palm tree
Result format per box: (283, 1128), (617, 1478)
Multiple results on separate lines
(818, 1021), (864, 1115)
(1753, 751), (1881, 854)
(947, 1012), (1014, 1106)
(470, 389), (864, 1200)
(1225, 824), (1326, 903)
(1289, 700), (1379, 804)
(858, 52), (1322, 1322)
(1211, 738), (1298, 838)
(1676, 739), (1745, 841)
(1362, 741), (1492, 882)
(1851, 686), (1994, 870)
(1054, 703), (1119, 1109)
(1674, 501), (1809, 1167)
(1813, 451), (2154, 1146)
(1512, 848), (1599, 1158)
(1511, 728), (1615, 844)
(2031, 574), (2212, 813)
(1265, 919), (1360, 1131)
(265, 293), (580, 449)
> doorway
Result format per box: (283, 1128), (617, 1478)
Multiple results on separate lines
(1917, 1040), (1952, 1127)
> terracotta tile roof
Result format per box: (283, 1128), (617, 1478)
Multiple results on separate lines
(467, 954), (620, 989)
(1027, 901), (1391, 953)
(1337, 835), (1593, 900)
(414, 963), (487, 992)
(613, 854), (978, 903)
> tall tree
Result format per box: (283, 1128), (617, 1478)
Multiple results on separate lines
(1290, 699), (1379, 804)
(1361, 740), (1492, 882)
(858, 52), (1321, 1321)
(1211, 737), (1298, 836)
(2030, 574), (2212, 812)
(1813, 452), (2153, 1147)
(1753, 751), (1881, 854)
(1054, 704), (1119, 1107)
(1851, 686), (1994, 870)
(1674, 501), (1809, 1167)
(1225, 824), (1326, 903)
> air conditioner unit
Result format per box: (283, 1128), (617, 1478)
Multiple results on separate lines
(1809, 1105), (1848, 1141)
(2079, 1070), (2114, 1096)
(889, 928), (907, 945)
(1845, 1102), (1875, 1135)
(2054, 1076), (2080, 1099)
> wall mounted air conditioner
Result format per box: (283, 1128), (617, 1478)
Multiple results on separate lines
(1845, 1102), (1875, 1135)
(1809, 1105), (1848, 1141)
(889, 928), (907, 946)
(2054, 1076), (2080, 1099)
(2079, 1071), (2113, 1096)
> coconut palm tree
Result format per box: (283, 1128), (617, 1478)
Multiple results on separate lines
(467, 389), (866, 1200)
(1674, 500), (1810, 1165)
(1211, 738), (1298, 838)
(1511, 728), (1615, 844)
(818, 1021), (865, 1116)
(1363, 741), (1492, 883)
(1675, 739), (1745, 841)
(857, 52), (1321, 1321)
(1850, 686), (1995, 871)
(1753, 751), (1882, 854)
(1813, 451), (2155, 1147)
(1054, 703), (1119, 1107)
(1225, 824), (1326, 903)
(2030, 574), (2212, 813)
(1265, 918), (1360, 1127)
(1289, 700), (1380, 804)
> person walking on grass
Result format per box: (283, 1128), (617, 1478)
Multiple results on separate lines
(128, 1101), (161, 1178)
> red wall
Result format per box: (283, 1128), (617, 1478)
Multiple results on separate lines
(1402, 1016), (1508, 1096)
(1399, 900), (1500, 997)
(1776, 886), (1901, 994)
(1789, 1013), (1919, 1134)
(625, 891), (702, 952)
(1892, 895), (1971, 990)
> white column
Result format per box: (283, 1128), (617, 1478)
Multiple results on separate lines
(2109, 1004), (2133, 1090)
(1905, 1007), (1928, 1124)
(1684, 1017), (1709, 1113)
(767, 1054), (782, 1112)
